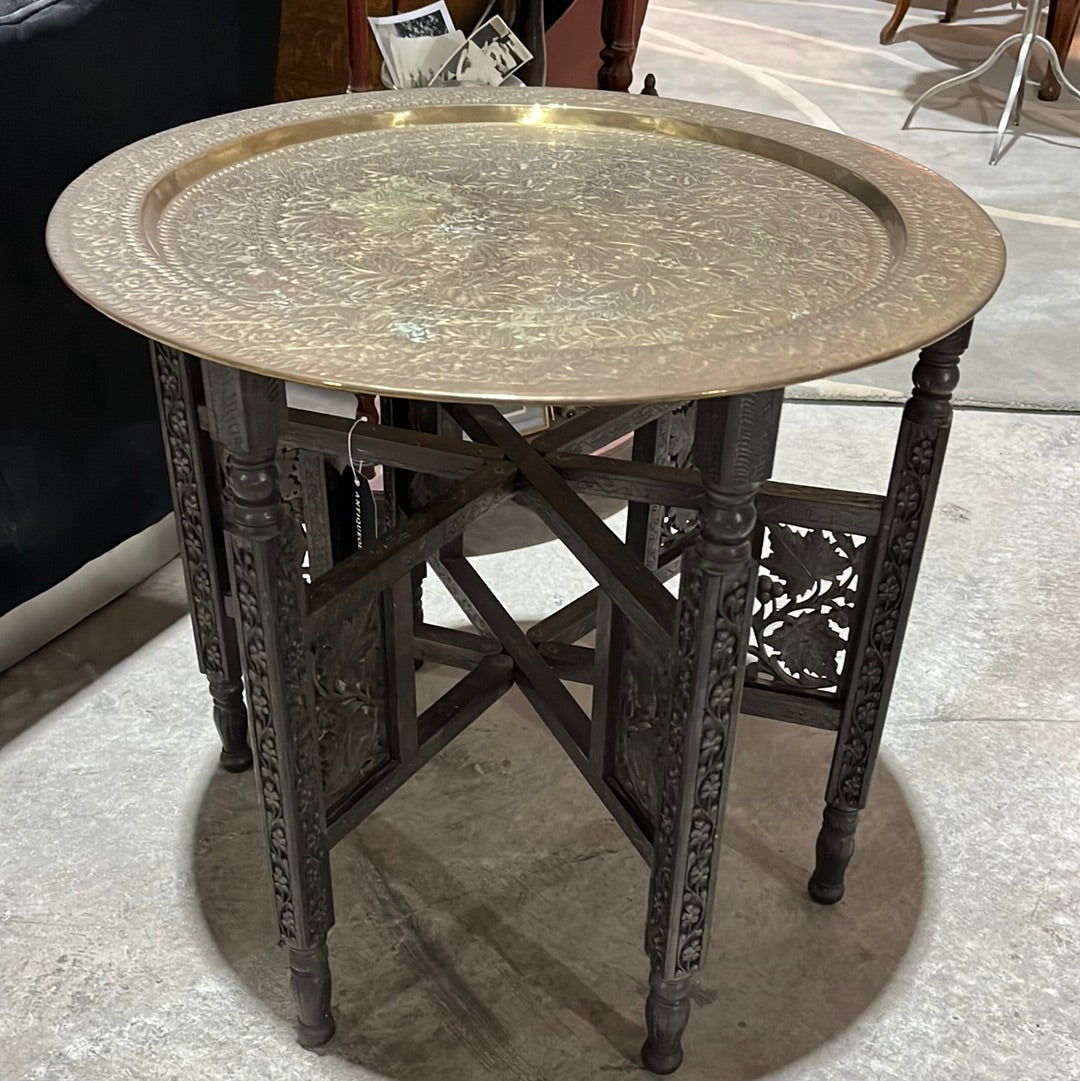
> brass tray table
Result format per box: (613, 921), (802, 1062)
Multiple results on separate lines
(48, 87), (1004, 1073)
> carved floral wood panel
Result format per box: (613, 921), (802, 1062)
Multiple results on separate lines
(311, 597), (391, 809)
(613, 620), (670, 823)
(640, 402), (697, 570)
(613, 520), (869, 833)
(277, 445), (391, 808)
(747, 525), (868, 697)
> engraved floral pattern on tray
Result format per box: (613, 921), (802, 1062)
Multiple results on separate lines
(47, 88), (1005, 403)
(155, 125), (891, 358)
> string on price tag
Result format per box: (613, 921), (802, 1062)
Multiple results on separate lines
(347, 416), (369, 548)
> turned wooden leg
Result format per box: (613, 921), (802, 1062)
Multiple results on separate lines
(807, 805), (858, 904)
(809, 322), (971, 904)
(600, 0), (637, 91)
(150, 342), (251, 772)
(1038, 0), (1080, 100)
(880, 0), (913, 44)
(643, 392), (783, 1074)
(208, 677), (250, 772)
(204, 363), (336, 1046)
(290, 944), (335, 1046)
(643, 973), (692, 1074)
(943, 0), (960, 24)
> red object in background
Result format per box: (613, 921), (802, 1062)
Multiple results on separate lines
(547, 0), (647, 91)
(346, 0), (373, 90)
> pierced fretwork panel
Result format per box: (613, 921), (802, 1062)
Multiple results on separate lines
(611, 518), (870, 833)
(277, 445), (309, 572)
(640, 402), (698, 570)
(747, 525), (869, 697)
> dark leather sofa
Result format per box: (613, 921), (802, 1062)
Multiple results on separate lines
(0, 0), (281, 622)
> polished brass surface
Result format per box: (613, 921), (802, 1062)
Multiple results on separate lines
(47, 88), (1004, 404)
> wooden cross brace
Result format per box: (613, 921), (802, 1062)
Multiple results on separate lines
(303, 400), (692, 853)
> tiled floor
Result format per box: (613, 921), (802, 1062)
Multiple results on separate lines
(2, 402), (1077, 1080)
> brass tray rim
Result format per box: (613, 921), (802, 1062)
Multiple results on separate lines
(47, 87), (1005, 405)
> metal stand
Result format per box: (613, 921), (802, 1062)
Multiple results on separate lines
(903, 0), (1080, 164)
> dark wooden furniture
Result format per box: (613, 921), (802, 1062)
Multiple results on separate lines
(0, 0), (279, 627)
(155, 330), (980, 1069)
(881, 0), (1078, 102)
(1039, 0), (1080, 97)
(48, 89), (1003, 1073)
(880, 0), (960, 46)
(276, 0), (647, 97)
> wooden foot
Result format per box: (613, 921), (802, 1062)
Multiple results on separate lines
(808, 805), (859, 904)
(1038, 0), (1080, 101)
(209, 677), (251, 772)
(642, 974), (691, 1075)
(1039, 69), (1062, 100)
(880, 0), (912, 44)
(291, 945), (335, 1047)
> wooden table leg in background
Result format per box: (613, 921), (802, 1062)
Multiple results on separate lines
(880, 0), (960, 45)
(345, 0), (374, 92)
(151, 342), (251, 773)
(1039, 0), (1080, 98)
(600, 0), (637, 90)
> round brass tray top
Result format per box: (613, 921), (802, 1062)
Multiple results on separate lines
(47, 88), (1004, 405)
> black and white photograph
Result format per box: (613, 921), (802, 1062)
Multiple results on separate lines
(429, 15), (532, 87)
(368, 1), (456, 88)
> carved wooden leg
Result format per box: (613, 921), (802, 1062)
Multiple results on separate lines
(150, 342), (251, 772)
(880, 0), (912, 44)
(1038, 0), (1080, 100)
(599, 0), (637, 91)
(643, 392), (783, 1074)
(204, 363), (336, 1046)
(809, 322), (971, 905)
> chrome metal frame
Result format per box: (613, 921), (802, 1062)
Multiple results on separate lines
(903, 0), (1080, 164)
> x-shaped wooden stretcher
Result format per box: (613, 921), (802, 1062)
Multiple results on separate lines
(296, 398), (693, 853)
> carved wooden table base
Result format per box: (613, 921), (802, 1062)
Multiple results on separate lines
(153, 322), (972, 1072)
